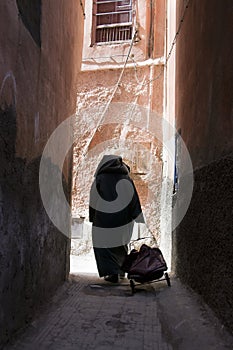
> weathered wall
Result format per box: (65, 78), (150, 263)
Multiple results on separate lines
(73, 0), (166, 242)
(174, 0), (233, 333)
(0, 0), (83, 345)
(73, 71), (164, 240)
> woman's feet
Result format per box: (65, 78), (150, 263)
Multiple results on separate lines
(104, 274), (119, 283)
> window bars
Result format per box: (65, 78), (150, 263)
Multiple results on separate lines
(94, 0), (133, 43)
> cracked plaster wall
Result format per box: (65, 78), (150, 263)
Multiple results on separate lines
(73, 65), (165, 242)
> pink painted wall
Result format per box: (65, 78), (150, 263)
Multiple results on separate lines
(0, 0), (83, 164)
(0, 0), (84, 344)
(175, 0), (233, 169)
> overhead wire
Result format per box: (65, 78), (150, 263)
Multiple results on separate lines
(138, 0), (192, 87)
(78, 29), (138, 159)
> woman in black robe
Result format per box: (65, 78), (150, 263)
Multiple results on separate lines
(89, 155), (144, 283)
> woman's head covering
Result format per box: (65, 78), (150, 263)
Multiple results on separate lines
(95, 155), (130, 176)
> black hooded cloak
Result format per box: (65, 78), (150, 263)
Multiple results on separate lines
(89, 155), (144, 277)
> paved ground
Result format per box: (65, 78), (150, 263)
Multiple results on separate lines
(4, 271), (233, 350)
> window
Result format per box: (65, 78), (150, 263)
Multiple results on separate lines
(92, 0), (134, 44)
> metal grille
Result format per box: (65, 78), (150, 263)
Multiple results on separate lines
(95, 0), (133, 43)
(96, 23), (132, 43)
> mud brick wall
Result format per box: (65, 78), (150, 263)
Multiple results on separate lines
(0, 0), (83, 345)
(174, 0), (233, 334)
(0, 105), (70, 344)
(174, 155), (233, 332)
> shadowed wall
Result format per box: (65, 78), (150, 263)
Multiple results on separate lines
(0, 0), (83, 345)
(174, 0), (233, 333)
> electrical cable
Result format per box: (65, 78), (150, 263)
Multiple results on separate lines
(139, 0), (192, 87)
(78, 29), (138, 160)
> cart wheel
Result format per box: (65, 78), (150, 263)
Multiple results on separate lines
(165, 272), (171, 287)
(130, 279), (135, 295)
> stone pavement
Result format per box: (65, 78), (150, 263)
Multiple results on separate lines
(4, 274), (233, 350)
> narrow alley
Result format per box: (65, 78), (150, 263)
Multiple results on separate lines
(0, 0), (233, 349)
(4, 273), (233, 350)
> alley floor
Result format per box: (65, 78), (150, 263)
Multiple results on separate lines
(4, 269), (233, 349)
